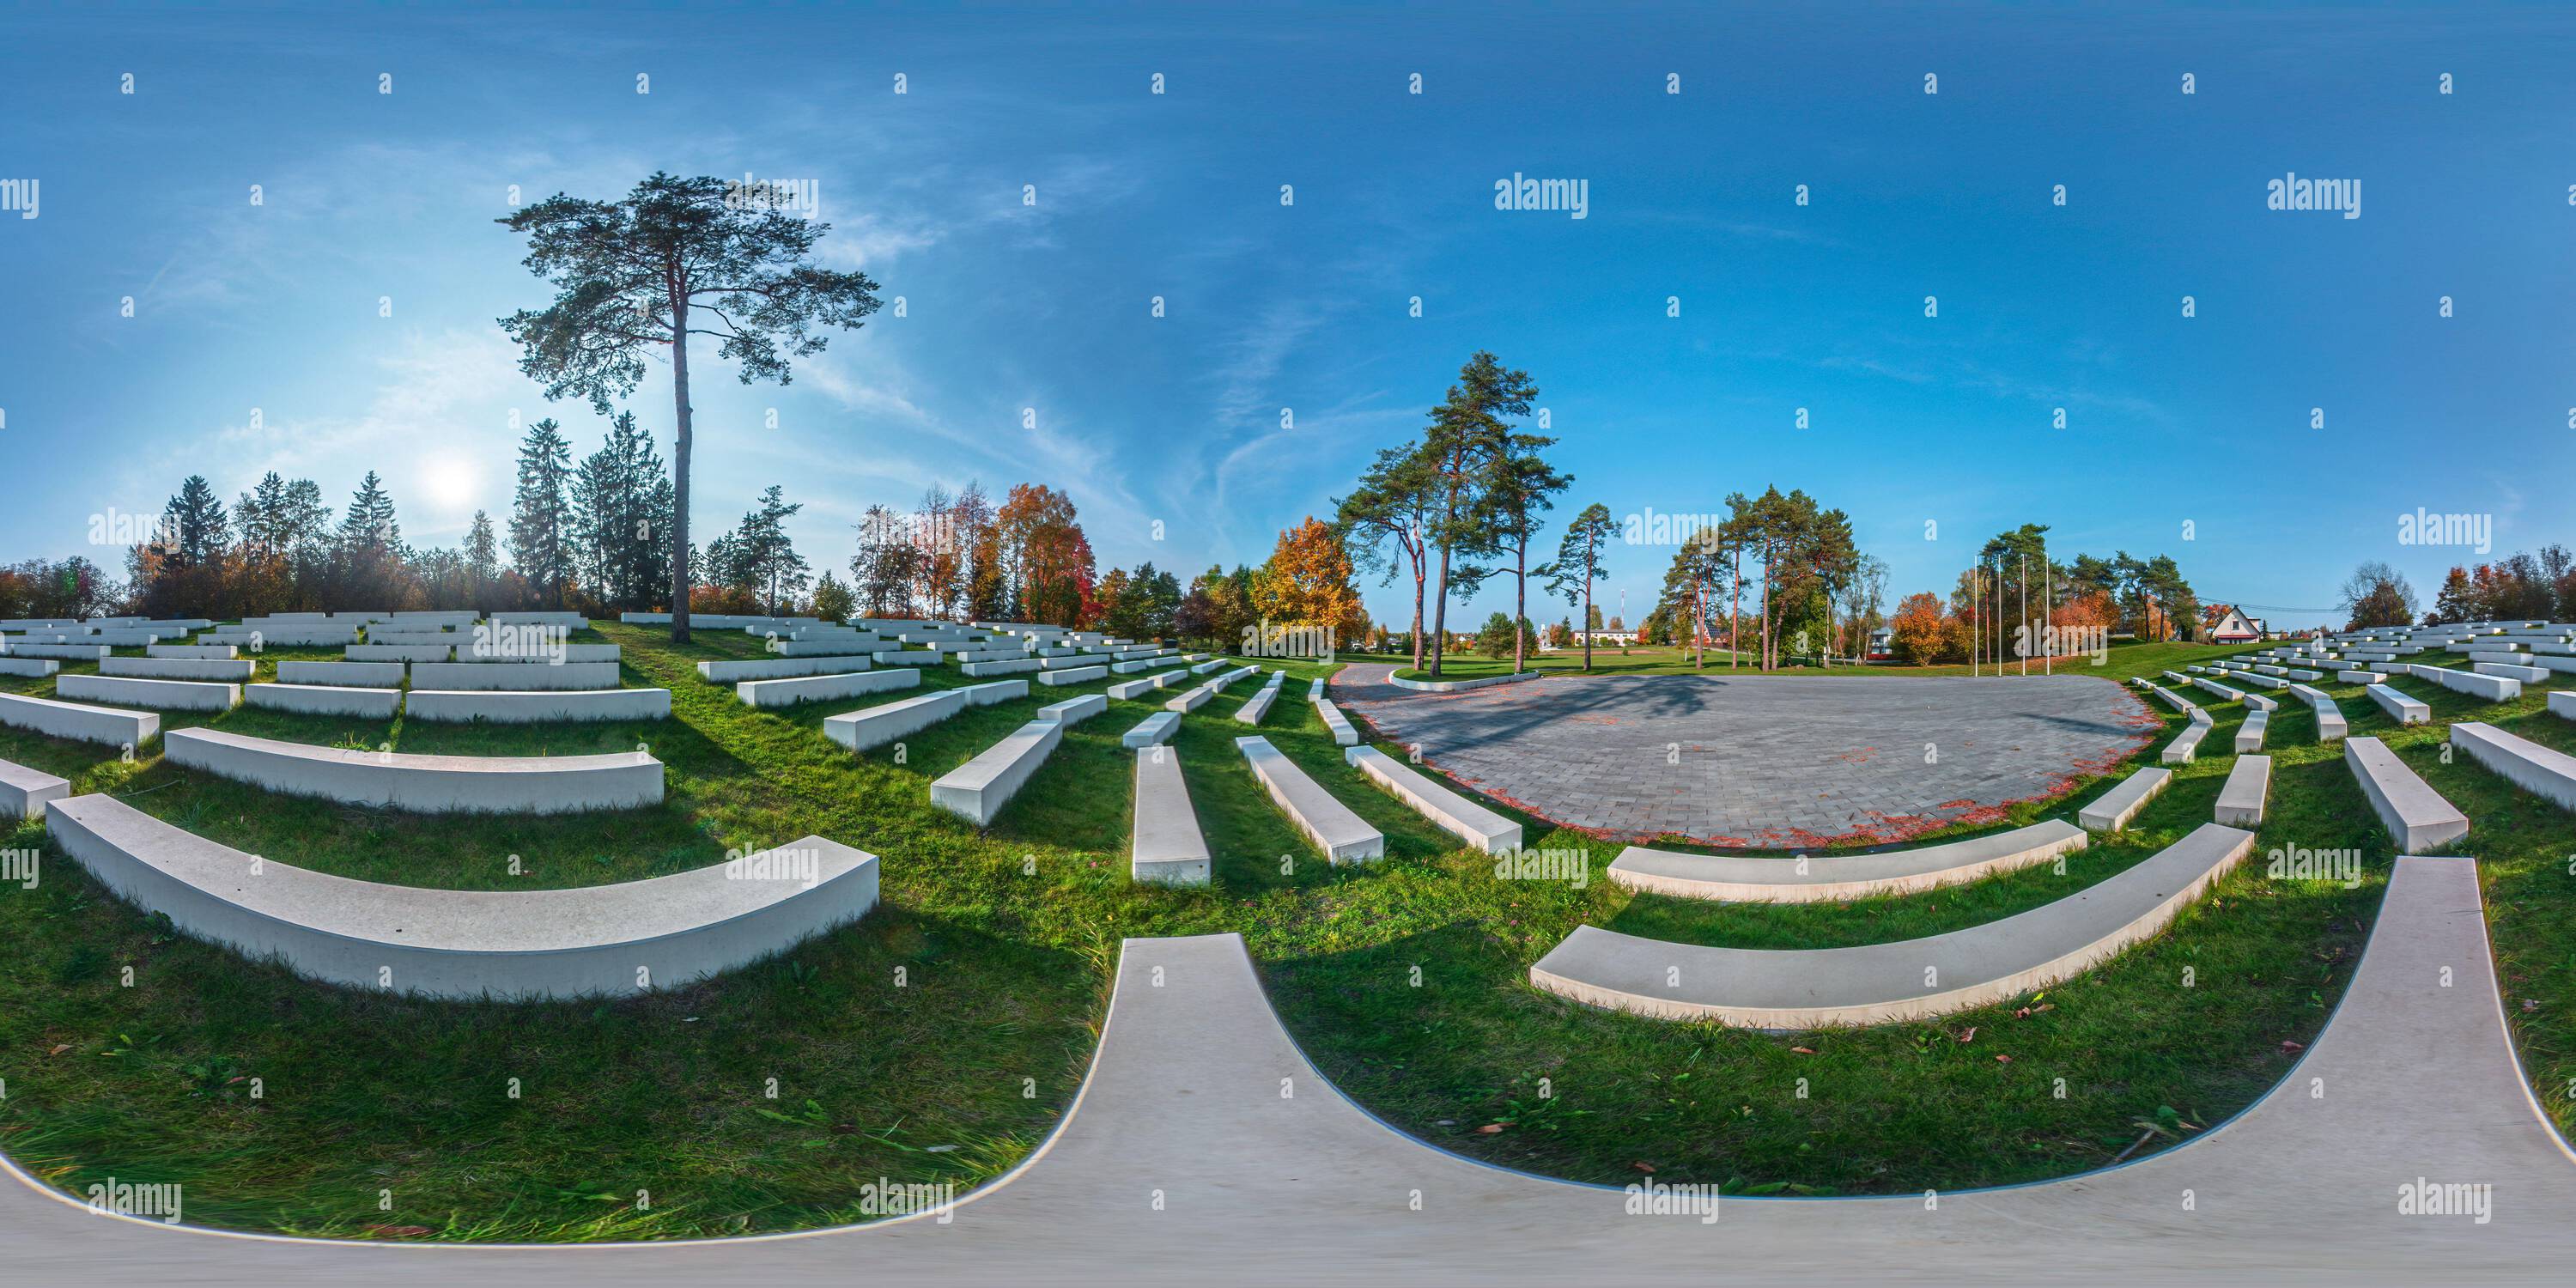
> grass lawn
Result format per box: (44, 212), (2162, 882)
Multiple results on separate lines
(0, 629), (2567, 1235)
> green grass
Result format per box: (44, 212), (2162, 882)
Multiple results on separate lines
(0, 629), (2568, 1235)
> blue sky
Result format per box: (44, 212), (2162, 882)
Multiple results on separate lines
(4, 3), (2571, 629)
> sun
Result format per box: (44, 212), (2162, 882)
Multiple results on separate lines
(418, 456), (480, 510)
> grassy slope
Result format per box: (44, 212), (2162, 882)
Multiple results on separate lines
(0, 632), (2567, 1233)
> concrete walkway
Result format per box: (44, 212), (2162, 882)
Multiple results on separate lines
(1332, 662), (2159, 848)
(5, 856), (2571, 1285)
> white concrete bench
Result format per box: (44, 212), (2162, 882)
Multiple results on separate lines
(100, 657), (252, 682)
(738, 667), (921, 709)
(1236, 735), (1382, 863)
(0, 690), (159, 746)
(2553, 691), (2576, 721)
(872, 650), (941, 665)
(1609, 818), (2087, 903)
(1343, 744), (1522, 854)
(58, 672), (239, 712)
(2344, 736), (2470, 851)
(1190, 659), (1224, 675)
(2235, 709), (2269, 753)
(2475, 662), (2551, 684)
(932, 720), (1063, 826)
(2447, 722), (2576, 812)
(0, 657), (60, 678)
(962, 659), (1044, 677)
(2215, 754), (2271, 826)
(2162, 710), (2213, 763)
(1107, 677), (1162, 699)
(1131, 747), (1211, 886)
(1308, 677), (1326, 700)
(2337, 670), (2386, 684)
(1040, 665), (1109, 685)
(696, 654), (872, 683)
(826, 690), (962, 752)
(2366, 683), (2431, 725)
(1315, 698), (1359, 746)
(406, 688), (671, 724)
(163, 727), (661, 813)
(463, 643), (622, 665)
(246, 683), (401, 719)
(0, 756), (70, 818)
(1122, 710), (1181, 748)
(1110, 657), (1183, 674)
(410, 660), (620, 691)
(46, 794), (873, 1000)
(2284, 669), (2322, 681)
(1532, 822), (2255, 1026)
(1235, 684), (1280, 725)
(2235, 671), (2287, 690)
(4, 642), (108, 661)
(1037, 694), (1107, 727)
(348, 643), (453, 663)
(2287, 684), (2348, 740)
(2080, 766), (2171, 832)
(2256, 665), (2287, 676)
(1166, 684), (1214, 714)
(2408, 665), (2521, 702)
(278, 660), (405, 687)
(146, 644), (237, 659)
(2191, 677), (2245, 705)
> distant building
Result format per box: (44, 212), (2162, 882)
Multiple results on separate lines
(1573, 629), (1641, 646)
(2202, 605), (2262, 644)
(1865, 627), (1893, 661)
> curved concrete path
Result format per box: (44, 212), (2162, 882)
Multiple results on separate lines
(1331, 662), (2156, 848)
(4, 857), (2572, 1284)
(4, 850), (2576, 1283)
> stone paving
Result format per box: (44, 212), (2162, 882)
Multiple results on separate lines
(1332, 663), (2160, 848)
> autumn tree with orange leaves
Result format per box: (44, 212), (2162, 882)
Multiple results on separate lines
(1253, 516), (1371, 647)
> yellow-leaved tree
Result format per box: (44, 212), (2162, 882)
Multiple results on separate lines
(1253, 516), (1372, 652)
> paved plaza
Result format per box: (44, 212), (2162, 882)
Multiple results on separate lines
(1333, 664), (2160, 848)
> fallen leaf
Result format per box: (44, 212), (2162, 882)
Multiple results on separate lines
(1476, 1123), (1504, 1133)
(47, 1044), (70, 1057)
(1953, 1027), (1977, 1044)
(1994, 1054), (2012, 1063)
(1789, 1047), (1816, 1055)
(1631, 1161), (1656, 1173)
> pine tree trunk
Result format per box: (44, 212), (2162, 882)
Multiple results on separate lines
(667, 284), (694, 645)
(1580, 562), (1594, 672)
(1429, 543), (1451, 677)
(1409, 538), (1425, 672)
(1511, 538), (1527, 675)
